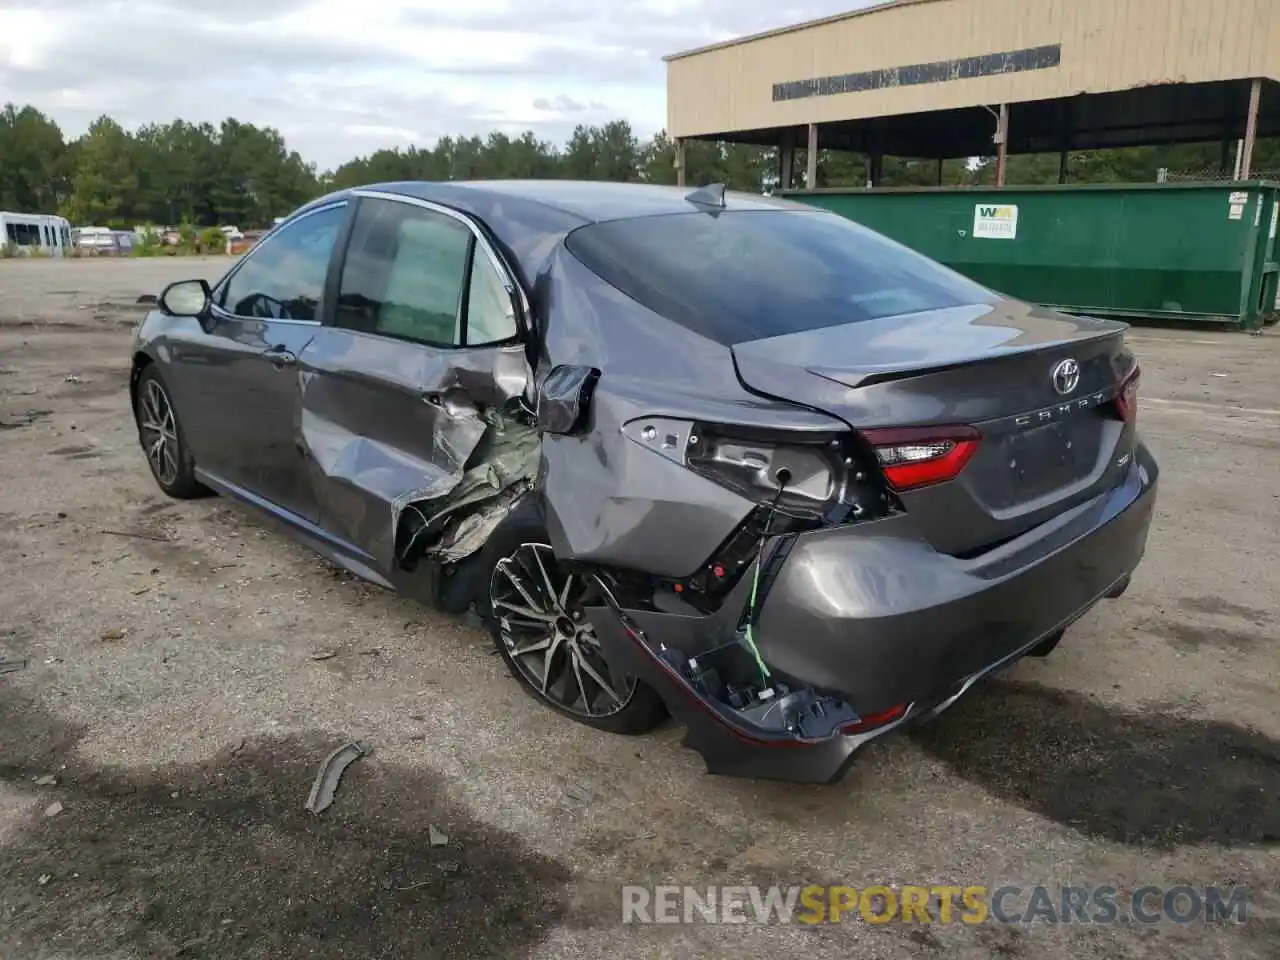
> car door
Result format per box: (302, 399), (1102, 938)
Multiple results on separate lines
(297, 193), (530, 574)
(166, 201), (348, 522)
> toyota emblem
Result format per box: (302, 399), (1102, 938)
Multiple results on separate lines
(1051, 358), (1080, 396)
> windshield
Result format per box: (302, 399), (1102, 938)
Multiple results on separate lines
(564, 209), (998, 344)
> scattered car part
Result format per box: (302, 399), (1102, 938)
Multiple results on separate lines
(0, 658), (27, 675)
(305, 741), (368, 814)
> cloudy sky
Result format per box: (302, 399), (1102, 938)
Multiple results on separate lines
(0, 0), (873, 170)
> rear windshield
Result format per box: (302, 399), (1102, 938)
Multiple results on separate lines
(564, 209), (997, 344)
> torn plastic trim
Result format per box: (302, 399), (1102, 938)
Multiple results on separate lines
(305, 740), (369, 814)
(584, 598), (915, 783)
(588, 575), (874, 744)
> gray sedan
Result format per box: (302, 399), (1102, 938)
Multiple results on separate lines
(129, 180), (1157, 783)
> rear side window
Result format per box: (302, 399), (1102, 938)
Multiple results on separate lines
(565, 209), (996, 344)
(335, 197), (518, 347)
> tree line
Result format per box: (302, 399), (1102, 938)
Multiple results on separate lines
(2, 102), (1278, 229)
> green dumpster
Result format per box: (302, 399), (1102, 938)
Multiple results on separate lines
(777, 181), (1280, 330)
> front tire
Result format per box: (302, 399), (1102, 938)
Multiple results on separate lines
(478, 509), (666, 735)
(134, 365), (205, 499)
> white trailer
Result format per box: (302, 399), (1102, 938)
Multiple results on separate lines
(1, 212), (72, 256)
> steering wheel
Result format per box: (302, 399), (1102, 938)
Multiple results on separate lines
(234, 292), (295, 320)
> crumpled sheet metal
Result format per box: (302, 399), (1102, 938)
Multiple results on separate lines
(401, 409), (541, 563)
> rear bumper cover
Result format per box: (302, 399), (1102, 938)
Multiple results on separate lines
(753, 442), (1158, 717)
(586, 442), (1158, 784)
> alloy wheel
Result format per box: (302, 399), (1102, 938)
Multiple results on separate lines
(491, 543), (636, 718)
(138, 378), (180, 486)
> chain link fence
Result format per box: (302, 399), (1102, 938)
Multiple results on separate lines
(1159, 168), (1280, 183)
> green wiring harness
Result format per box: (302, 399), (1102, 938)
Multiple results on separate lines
(742, 555), (772, 684)
(741, 496), (784, 686)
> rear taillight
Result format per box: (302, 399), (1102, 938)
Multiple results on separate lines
(839, 702), (908, 735)
(1115, 366), (1140, 423)
(861, 425), (981, 492)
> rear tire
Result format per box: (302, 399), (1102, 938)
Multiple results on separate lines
(134, 365), (205, 500)
(478, 507), (666, 735)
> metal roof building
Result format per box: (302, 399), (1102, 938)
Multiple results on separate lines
(664, 0), (1280, 187)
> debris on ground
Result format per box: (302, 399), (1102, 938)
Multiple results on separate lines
(304, 741), (369, 814)
(43, 801), (63, 818)
(37, 874), (52, 886)
(565, 784), (596, 803)
(99, 628), (128, 642)
(0, 409), (51, 430)
(626, 831), (658, 842)
(0, 658), (27, 675)
(100, 528), (174, 543)
(429, 825), (449, 847)
(63, 374), (81, 384)
(33, 775), (57, 786)
(309, 650), (338, 662)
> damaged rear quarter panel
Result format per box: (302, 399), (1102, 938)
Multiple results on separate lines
(535, 249), (839, 578)
(298, 326), (532, 572)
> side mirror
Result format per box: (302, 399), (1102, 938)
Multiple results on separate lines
(158, 279), (212, 320)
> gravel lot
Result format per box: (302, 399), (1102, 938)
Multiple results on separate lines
(0, 257), (1277, 960)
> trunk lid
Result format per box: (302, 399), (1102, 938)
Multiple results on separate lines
(731, 300), (1136, 555)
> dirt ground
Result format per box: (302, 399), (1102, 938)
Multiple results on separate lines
(0, 256), (1277, 960)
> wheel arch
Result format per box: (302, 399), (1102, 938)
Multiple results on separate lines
(129, 349), (156, 417)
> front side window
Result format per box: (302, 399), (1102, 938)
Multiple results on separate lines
(336, 198), (518, 347)
(220, 204), (345, 321)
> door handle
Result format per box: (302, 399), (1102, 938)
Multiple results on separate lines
(262, 346), (297, 367)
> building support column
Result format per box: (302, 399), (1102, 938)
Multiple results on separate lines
(674, 137), (686, 188)
(806, 123), (819, 189)
(1058, 99), (1073, 185)
(778, 129), (796, 191)
(937, 158), (944, 186)
(994, 102), (1009, 187)
(1240, 78), (1262, 180)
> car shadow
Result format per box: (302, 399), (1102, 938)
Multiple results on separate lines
(909, 680), (1280, 848)
(0, 693), (571, 960)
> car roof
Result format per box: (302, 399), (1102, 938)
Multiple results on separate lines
(293, 180), (809, 289)
(356, 179), (802, 223)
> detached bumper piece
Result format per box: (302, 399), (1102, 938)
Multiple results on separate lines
(587, 599), (1112, 784)
(584, 593), (912, 785)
